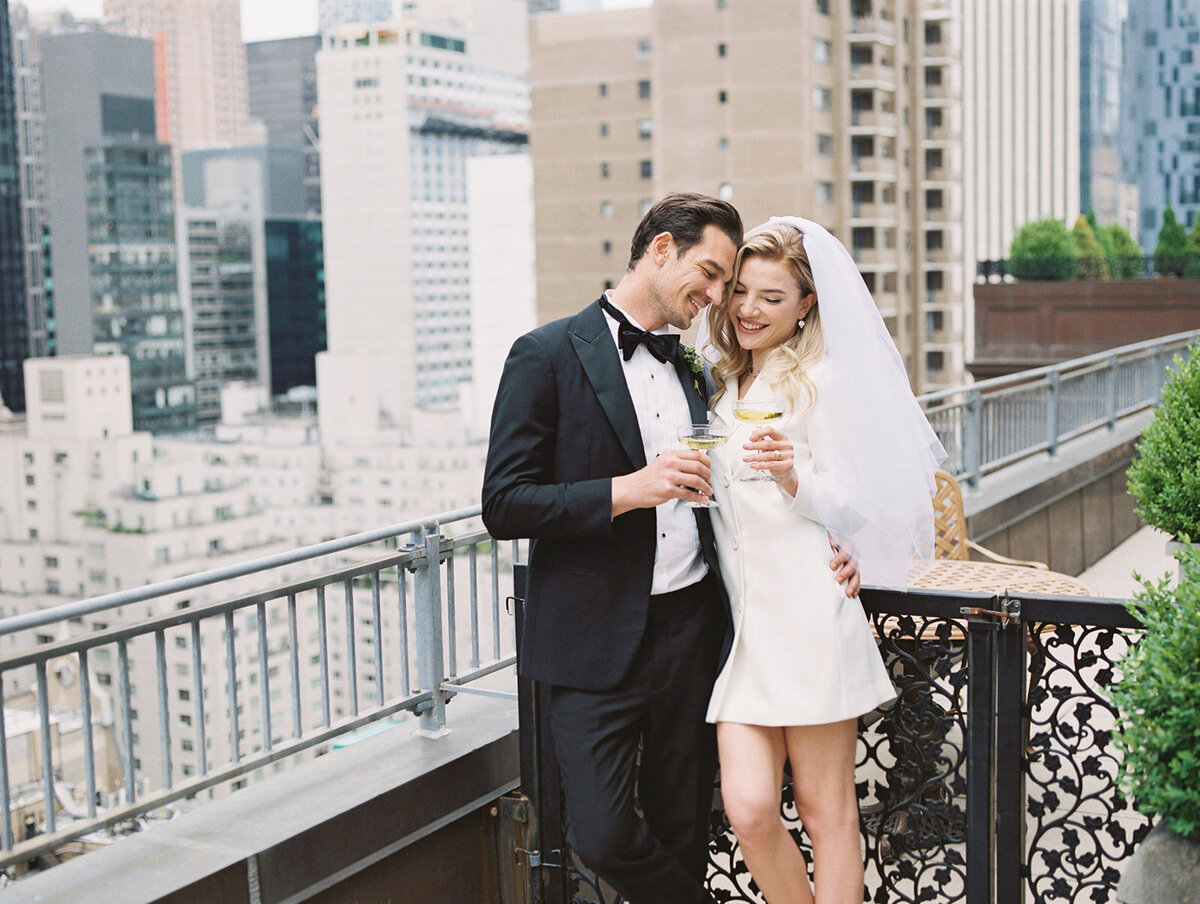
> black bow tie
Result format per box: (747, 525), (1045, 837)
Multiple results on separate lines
(601, 297), (681, 364)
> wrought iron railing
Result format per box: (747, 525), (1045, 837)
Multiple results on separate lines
(0, 508), (520, 869)
(525, 586), (1149, 904)
(917, 331), (1199, 487)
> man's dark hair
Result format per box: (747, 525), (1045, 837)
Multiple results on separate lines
(627, 192), (743, 270)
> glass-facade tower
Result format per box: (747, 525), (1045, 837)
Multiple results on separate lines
(265, 218), (326, 396)
(0, 0), (28, 411)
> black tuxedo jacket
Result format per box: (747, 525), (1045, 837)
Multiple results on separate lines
(482, 298), (728, 692)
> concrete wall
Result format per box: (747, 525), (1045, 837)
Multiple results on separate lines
(971, 278), (1200, 379)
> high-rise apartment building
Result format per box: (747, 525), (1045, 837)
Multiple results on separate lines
(182, 145), (314, 412)
(0, 0), (28, 412)
(177, 213), (258, 425)
(246, 35), (323, 216)
(41, 28), (194, 433)
(959, 0), (1081, 271)
(316, 3), (529, 439)
(529, 0), (964, 388)
(1122, 0), (1200, 248)
(101, 0), (259, 151)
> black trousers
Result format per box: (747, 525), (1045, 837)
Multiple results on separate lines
(547, 573), (725, 904)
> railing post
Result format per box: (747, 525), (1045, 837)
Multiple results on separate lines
(965, 618), (997, 904)
(415, 521), (449, 736)
(1045, 371), (1060, 458)
(1106, 355), (1119, 429)
(994, 613), (1029, 904)
(964, 389), (983, 489)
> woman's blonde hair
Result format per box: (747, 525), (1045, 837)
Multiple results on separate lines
(708, 222), (826, 410)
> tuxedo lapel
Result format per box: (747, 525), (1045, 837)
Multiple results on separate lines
(672, 350), (709, 425)
(570, 301), (647, 470)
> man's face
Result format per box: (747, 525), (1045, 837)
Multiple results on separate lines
(646, 225), (738, 331)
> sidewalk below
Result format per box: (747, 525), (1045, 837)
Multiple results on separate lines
(1078, 524), (1176, 598)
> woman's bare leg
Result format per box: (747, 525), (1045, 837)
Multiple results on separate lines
(717, 722), (813, 904)
(784, 720), (863, 904)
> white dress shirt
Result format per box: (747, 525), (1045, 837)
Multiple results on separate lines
(602, 294), (708, 594)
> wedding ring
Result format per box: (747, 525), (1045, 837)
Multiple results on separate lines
(774, 450), (781, 459)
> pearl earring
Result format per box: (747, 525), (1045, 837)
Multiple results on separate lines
(797, 319), (805, 329)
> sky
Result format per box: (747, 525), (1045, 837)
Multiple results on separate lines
(19, 0), (320, 43)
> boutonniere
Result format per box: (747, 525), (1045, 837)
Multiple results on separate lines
(681, 346), (704, 395)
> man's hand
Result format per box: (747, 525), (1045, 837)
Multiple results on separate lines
(612, 450), (713, 518)
(829, 535), (860, 598)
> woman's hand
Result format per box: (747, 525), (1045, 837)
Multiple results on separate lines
(743, 427), (798, 495)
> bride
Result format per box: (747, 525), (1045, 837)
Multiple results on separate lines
(699, 217), (945, 903)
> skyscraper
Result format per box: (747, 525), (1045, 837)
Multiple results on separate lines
(316, 2), (529, 440)
(1122, 0), (1200, 248)
(9, 2), (51, 367)
(42, 28), (194, 433)
(529, 0), (966, 389)
(265, 219), (326, 396)
(102, 0), (258, 151)
(1080, 0), (1131, 225)
(0, 0), (28, 412)
(246, 35), (323, 216)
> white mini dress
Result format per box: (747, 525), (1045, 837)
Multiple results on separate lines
(705, 364), (896, 726)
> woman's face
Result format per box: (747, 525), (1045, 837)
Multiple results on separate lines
(729, 255), (815, 355)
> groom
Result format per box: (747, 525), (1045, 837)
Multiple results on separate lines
(482, 193), (858, 903)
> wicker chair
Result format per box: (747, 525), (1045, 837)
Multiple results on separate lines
(931, 469), (1049, 568)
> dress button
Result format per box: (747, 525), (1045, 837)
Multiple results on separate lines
(731, 537), (739, 550)
(722, 476), (730, 488)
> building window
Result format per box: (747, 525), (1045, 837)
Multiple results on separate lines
(639, 199), (653, 216)
(814, 39), (831, 63)
(638, 118), (653, 139)
(640, 160), (652, 179)
(926, 189), (944, 211)
(816, 0), (830, 12)
(603, 241), (612, 255)
(601, 201), (614, 218)
(926, 351), (945, 372)
(718, 183), (733, 201)
(817, 134), (833, 156)
(600, 162), (610, 178)
(718, 89), (728, 103)
(599, 82), (608, 97)
(852, 227), (875, 250)
(717, 43), (726, 57)
(599, 122), (608, 137)
(816, 181), (833, 204)
(814, 86), (832, 111)
(719, 136), (730, 153)
(638, 80), (651, 99)
(636, 38), (651, 59)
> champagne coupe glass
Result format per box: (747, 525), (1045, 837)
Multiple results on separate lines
(677, 423), (727, 508)
(733, 398), (785, 482)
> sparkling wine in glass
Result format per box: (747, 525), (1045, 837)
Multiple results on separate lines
(733, 399), (785, 481)
(677, 423), (727, 508)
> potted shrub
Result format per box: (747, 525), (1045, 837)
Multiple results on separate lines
(1008, 217), (1079, 280)
(1112, 544), (1200, 902)
(1127, 342), (1200, 554)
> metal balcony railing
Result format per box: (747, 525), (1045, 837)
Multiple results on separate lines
(918, 331), (1200, 487)
(0, 509), (520, 869)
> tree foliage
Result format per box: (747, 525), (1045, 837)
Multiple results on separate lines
(1128, 343), (1200, 539)
(1154, 206), (1190, 276)
(1103, 224), (1144, 278)
(1072, 215), (1111, 279)
(1112, 543), (1200, 840)
(1008, 217), (1079, 280)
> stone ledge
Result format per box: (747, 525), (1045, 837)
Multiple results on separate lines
(7, 695), (519, 904)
